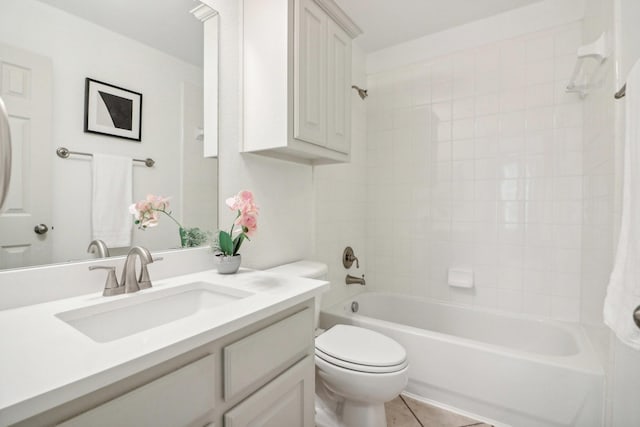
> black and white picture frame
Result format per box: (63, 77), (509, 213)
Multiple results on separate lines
(84, 78), (142, 141)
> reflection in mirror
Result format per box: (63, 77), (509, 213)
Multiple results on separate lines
(0, 0), (218, 270)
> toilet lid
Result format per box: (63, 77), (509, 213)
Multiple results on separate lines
(315, 325), (407, 368)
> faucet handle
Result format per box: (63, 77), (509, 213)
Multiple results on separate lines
(89, 266), (123, 296)
(343, 246), (360, 269)
(138, 256), (163, 290)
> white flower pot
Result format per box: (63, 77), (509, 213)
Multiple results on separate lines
(216, 254), (241, 274)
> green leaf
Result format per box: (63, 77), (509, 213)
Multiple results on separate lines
(181, 227), (209, 248)
(232, 234), (245, 256)
(219, 230), (233, 255)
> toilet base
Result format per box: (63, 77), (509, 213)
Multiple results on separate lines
(342, 401), (386, 427)
(315, 386), (388, 427)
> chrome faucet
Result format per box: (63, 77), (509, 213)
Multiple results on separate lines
(89, 246), (161, 296)
(121, 246), (156, 293)
(87, 239), (110, 258)
(346, 274), (366, 286)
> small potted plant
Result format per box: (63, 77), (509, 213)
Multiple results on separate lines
(213, 190), (258, 274)
(129, 194), (209, 248)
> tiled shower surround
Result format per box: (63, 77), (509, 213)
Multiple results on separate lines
(365, 22), (585, 320)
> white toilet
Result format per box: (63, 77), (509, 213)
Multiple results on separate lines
(267, 261), (409, 427)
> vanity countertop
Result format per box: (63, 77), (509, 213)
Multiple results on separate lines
(0, 269), (328, 425)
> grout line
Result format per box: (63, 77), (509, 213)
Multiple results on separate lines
(461, 423), (490, 427)
(399, 395), (425, 427)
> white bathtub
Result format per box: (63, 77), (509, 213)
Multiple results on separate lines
(320, 292), (604, 427)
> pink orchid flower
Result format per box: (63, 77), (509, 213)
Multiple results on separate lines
(129, 194), (172, 229)
(218, 190), (259, 256)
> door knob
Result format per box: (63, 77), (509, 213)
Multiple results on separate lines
(634, 305), (640, 329)
(34, 224), (49, 235)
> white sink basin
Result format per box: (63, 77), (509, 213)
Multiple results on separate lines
(56, 281), (253, 342)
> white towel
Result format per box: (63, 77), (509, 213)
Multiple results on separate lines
(604, 60), (640, 350)
(91, 153), (132, 248)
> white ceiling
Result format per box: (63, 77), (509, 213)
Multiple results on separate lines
(334, 0), (544, 53)
(36, 0), (203, 66)
(36, 0), (545, 65)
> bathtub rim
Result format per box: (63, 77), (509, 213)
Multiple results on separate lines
(320, 291), (604, 376)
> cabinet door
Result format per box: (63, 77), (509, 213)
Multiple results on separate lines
(57, 354), (216, 427)
(224, 356), (315, 427)
(326, 18), (351, 154)
(224, 308), (312, 400)
(294, 0), (327, 147)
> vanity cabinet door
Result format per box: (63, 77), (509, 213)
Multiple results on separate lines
(223, 356), (314, 427)
(57, 354), (216, 427)
(294, 0), (327, 147)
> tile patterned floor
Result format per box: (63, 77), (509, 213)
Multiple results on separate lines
(385, 395), (493, 427)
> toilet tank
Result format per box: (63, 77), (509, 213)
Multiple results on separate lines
(266, 260), (328, 328)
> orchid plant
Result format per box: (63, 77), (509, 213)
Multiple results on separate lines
(213, 190), (259, 257)
(129, 194), (209, 248)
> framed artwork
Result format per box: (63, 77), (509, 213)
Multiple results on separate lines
(84, 78), (142, 141)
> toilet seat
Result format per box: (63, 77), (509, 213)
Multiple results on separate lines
(315, 348), (408, 373)
(315, 325), (407, 373)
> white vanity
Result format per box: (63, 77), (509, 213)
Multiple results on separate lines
(0, 265), (328, 426)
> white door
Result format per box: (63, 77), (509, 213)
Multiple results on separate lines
(294, 0), (327, 147)
(0, 43), (52, 269)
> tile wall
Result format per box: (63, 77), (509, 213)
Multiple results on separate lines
(581, 0), (615, 328)
(365, 22), (586, 320)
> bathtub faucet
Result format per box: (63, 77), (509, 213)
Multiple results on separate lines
(346, 274), (366, 286)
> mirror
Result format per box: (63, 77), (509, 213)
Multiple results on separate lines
(0, 0), (218, 270)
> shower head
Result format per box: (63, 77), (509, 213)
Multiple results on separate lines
(351, 85), (368, 100)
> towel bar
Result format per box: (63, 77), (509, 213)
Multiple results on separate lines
(56, 147), (155, 167)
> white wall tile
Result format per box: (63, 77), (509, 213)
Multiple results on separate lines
(551, 295), (580, 321)
(363, 22), (584, 320)
(475, 93), (500, 116)
(526, 34), (555, 62)
(553, 24), (582, 56)
(525, 59), (555, 85)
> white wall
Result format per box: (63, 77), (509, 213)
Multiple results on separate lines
(363, 6), (585, 320)
(367, 0), (585, 74)
(207, 0), (314, 269)
(0, 0), (206, 263)
(313, 44), (368, 308)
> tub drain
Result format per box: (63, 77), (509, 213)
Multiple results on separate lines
(351, 301), (359, 313)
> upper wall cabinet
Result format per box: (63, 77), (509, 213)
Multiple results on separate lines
(242, 0), (361, 164)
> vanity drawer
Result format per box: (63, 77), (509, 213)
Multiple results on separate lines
(223, 308), (312, 400)
(58, 354), (216, 427)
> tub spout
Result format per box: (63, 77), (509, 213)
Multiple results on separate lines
(346, 274), (365, 286)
